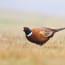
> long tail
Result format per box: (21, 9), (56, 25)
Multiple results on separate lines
(54, 27), (65, 32)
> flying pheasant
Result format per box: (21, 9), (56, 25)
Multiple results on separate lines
(23, 27), (65, 45)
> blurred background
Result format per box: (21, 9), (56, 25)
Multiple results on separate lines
(0, 0), (65, 28)
(0, 1), (65, 65)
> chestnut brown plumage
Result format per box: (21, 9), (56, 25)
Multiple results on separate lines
(23, 27), (65, 45)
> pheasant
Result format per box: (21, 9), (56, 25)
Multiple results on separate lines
(23, 27), (65, 45)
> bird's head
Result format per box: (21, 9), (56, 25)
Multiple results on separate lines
(23, 27), (32, 36)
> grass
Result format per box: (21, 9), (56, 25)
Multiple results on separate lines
(0, 11), (65, 65)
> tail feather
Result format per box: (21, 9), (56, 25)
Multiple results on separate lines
(54, 27), (65, 32)
(42, 27), (65, 32)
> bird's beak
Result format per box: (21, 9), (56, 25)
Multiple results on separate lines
(23, 27), (27, 31)
(23, 28), (24, 32)
(22, 27), (24, 32)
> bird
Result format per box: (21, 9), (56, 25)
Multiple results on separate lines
(23, 27), (65, 45)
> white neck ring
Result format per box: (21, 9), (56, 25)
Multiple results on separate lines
(27, 32), (32, 37)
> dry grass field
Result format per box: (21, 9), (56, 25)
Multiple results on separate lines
(0, 11), (65, 65)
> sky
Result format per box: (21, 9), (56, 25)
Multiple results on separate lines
(0, 0), (65, 15)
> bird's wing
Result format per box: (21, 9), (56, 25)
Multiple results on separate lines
(40, 27), (53, 37)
